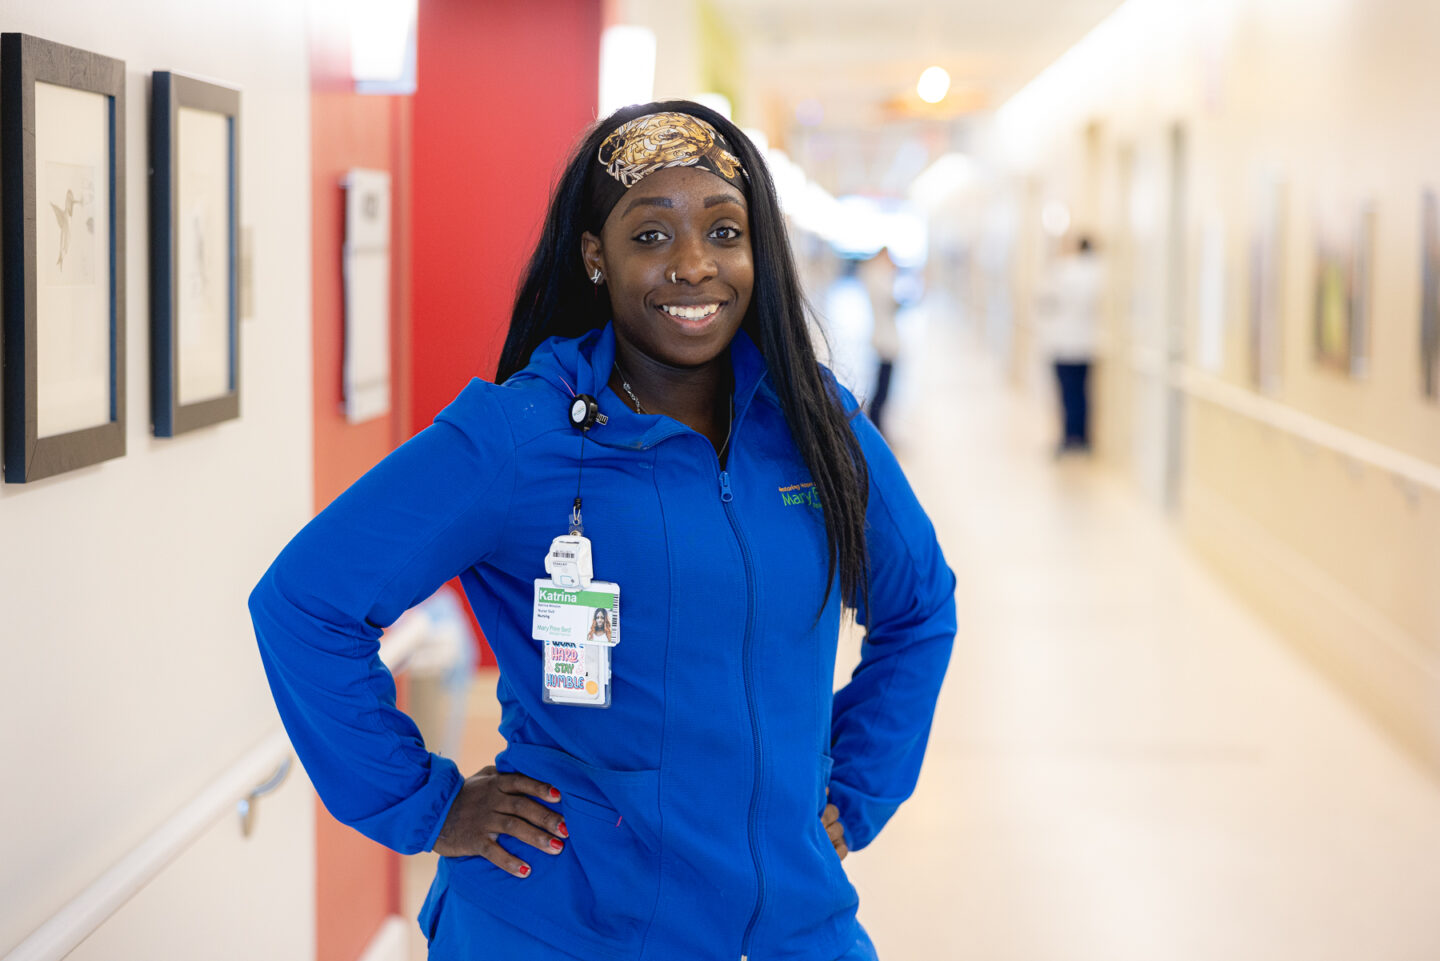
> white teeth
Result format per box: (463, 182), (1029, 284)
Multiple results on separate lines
(661, 304), (720, 320)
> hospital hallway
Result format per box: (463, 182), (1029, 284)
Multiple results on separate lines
(830, 306), (1440, 959)
(399, 300), (1440, 961)
(10, 2), (1440, 959)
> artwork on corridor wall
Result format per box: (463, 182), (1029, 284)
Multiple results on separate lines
(1, 33), (127, 483)
(1246, 174), (1285, 394)
(1422, 190), (1440, 401)
(1311, 200), (1375, 379)
(342, 169), (392, 424)
(1195, 213), (1227, 373)
(151, 71), (242, 436)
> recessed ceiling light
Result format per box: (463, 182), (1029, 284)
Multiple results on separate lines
(917, 66), (951, 104)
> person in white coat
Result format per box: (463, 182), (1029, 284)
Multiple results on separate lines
(1038, 235), (1103, 455)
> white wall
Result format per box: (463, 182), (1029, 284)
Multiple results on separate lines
(0, 1), (314, 955)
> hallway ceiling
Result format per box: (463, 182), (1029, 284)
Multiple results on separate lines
(715, 0), (1126, 128)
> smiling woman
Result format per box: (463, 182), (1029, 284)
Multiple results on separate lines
(250, 99), (957, 961)
(580, 164), (753, 450)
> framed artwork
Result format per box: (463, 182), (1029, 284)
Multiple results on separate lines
(1246, 174), (1284, 393)
(1195, 212), (1226, 373)
(1423, 190), (1439, 401)
(1312, 200), (1374, 379)
(2, 34), (126, 483)
(151, 71), (241, 436)
(342, 168), (391, 424)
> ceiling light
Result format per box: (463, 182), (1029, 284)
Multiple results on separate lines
(916, 66), (950, 104)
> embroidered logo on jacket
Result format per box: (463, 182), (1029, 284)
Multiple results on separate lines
(778, 482), (820, 509)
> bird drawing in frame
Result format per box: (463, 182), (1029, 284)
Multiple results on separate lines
(50, 188), (82, 270)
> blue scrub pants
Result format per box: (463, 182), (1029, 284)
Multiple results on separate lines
(1053, 360), (1091, 448)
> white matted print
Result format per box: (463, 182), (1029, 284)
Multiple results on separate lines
(35, 80), (111, 438)
(177, 106), (232, 405)
(1247, 174), (1284, 394)
(343, 168), (392, 423)
(1195, 213), (1226, 373)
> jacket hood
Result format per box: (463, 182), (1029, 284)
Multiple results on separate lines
(508, 322), (776, 450)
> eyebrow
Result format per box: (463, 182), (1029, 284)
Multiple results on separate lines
(622, 196), (673, 216)
(620, 193), (747, 216)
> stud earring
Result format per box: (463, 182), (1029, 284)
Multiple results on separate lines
(590, 267), (603, 285)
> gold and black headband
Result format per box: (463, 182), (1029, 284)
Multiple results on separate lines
(589, 111), (747, 227)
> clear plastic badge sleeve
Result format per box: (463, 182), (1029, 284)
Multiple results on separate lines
(534, 578), (619, 709)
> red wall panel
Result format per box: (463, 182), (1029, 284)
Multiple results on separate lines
(411, 0), (602, 432)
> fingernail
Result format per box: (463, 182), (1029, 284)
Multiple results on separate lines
(518, 864), (531, 877)
(549, 838), (564, 851)
(549, 787), (561, 800)
(557, 820), (569, 838)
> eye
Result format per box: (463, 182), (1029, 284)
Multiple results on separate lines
(633, 229), (669, 245)
(711, 225), (744, 241)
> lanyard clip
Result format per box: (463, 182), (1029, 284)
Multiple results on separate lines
(569, 497), (584, 536)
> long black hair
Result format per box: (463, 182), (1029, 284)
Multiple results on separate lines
(496, 100), (869, 612)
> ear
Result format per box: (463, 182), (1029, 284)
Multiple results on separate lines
(580, 231), (604, 277)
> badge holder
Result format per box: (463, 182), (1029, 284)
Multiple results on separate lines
(533, 393), (619, 708)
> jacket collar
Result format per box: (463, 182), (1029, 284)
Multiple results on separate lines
(517, 323), (774, 450)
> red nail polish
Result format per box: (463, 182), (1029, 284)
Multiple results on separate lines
(518, 864), (531, 877)
(558, 820), (569, 838)
(549, 788), (561, 800)
(550, 838), (564, 851)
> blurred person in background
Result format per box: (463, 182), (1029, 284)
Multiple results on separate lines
(861, 247), (900, 437)
(250, 101), (956, 961)
(1038, 234), (1103, 456)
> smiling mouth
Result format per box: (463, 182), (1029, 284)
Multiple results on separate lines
(659, 303), (721, 322)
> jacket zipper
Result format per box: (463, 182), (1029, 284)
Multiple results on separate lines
(719, 468), (764, 961)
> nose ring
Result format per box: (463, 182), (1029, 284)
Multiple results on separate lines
(670, 270), (678, 284)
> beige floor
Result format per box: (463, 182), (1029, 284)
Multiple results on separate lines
(406, 313), (1440, 960)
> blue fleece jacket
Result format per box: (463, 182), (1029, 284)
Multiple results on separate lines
(249, 324), (956, 961)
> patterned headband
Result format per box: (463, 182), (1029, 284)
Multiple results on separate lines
(588, 111), (748, 228)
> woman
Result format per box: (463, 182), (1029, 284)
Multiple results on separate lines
(250, 101), (955, 960)
(587, 608), (613, 645)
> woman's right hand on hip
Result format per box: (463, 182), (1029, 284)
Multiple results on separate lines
(433, 765), (568, 877)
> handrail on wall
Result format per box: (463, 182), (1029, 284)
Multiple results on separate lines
(4, 609), (435, 961)
(1122, 349), (1440, 498)
(1176, 367), (1440, 498)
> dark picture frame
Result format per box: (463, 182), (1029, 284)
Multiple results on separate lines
(150, 71), (241, 436)
(1, 33), (126, 483)
(1312, 201), (1374, 380)
(1247, 174), (1284, 394)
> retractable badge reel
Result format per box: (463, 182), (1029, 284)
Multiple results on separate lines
(532, 393), (620, 709)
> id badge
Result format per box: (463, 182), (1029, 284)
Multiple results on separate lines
(533, 579), (619, 709)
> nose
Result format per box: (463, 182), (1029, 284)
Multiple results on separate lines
(667, 231), (716, 285)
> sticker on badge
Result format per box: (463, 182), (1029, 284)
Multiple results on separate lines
(534, 578), (619, 708)
(541, 638), (611, 708)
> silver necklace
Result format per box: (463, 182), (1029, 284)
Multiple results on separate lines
(613, 360), (734, 460)
(614, 360), (647, 414)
